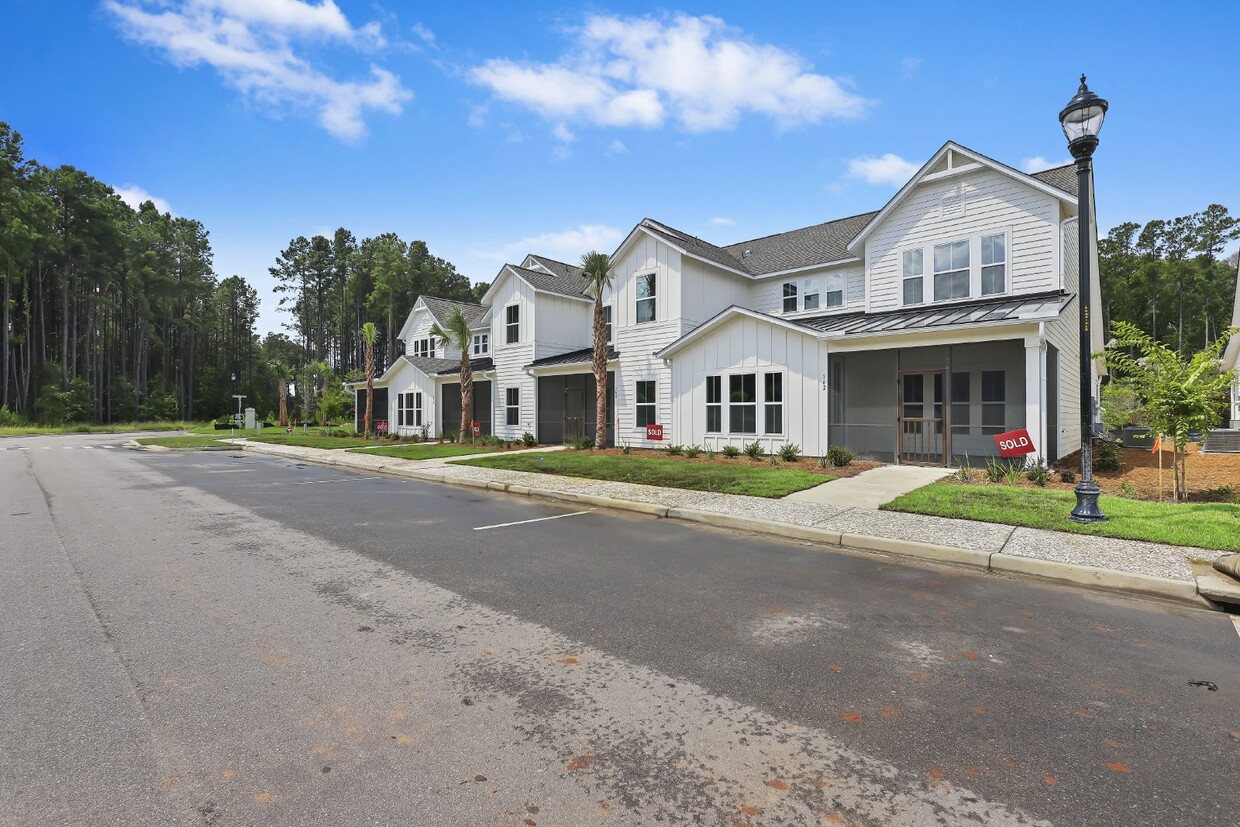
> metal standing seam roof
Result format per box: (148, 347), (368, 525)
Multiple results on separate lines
(526, 346), (619, 370)
(797, 291), (1073, 336)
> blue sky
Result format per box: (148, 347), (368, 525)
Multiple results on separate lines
(3, 1), (1238, 334)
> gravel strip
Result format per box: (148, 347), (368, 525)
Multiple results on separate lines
(999, 527), (1209, 582)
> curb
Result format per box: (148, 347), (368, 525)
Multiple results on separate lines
(237, 442), (1212, 608)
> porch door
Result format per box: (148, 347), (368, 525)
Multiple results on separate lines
(898, 371), (947, 465)
(564, 375), (586, 443)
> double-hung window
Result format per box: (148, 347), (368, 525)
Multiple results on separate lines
(933, 240), (970, 301)
(824, 274), (844, 308)
(411, 338), (435, 358)
(636, 273), (656, 323)
(505, 387), (520, 426)
(635, 380), (657, 427)
(782, 281), (799, 313)
(397, 393), (412, 427)
(505, 305), (520, 344)
(981, 233), (1006, 295)
(802, 278), (820, 311)
(705, 376), (722, 432)
(472, 333), (489, 355)
(981, 370), (1005, 434)
(728, 374), (757, 434)
(603, 305), (613, 344)
(764, 373), (784, 434)
(903, 249), (924, 305)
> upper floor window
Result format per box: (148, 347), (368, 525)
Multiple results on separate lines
(803, 278), (820, 310)
(824, 274), (844, 308)
(981, 233), (1006, 295)
(410, 338), (436, 358)
(933, 240), (970, 301)
(636, 273), (656, 323)
(902, 249), (924, 305)
(603, 305), (613, 344)
(473, 333), (489, 356)
(505, 304), (520, 344)
(782, 281), (798, 313)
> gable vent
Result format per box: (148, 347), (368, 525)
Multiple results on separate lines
(941, 184), (967, 219)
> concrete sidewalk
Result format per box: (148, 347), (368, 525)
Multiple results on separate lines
(787, 464), (951, 508)
(208, 440), (1227, 607)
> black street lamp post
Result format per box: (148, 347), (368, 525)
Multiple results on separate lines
(1060, 75), (1108, 524)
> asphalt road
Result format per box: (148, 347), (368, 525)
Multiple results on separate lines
(2, 432), (1238, 826)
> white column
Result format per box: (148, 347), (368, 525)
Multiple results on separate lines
(1024, 340), (1045, 464)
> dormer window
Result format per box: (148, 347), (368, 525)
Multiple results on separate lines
(411, 338), (436, 358)
(473, 333), (489, 355)
(933, 240), (970, 301)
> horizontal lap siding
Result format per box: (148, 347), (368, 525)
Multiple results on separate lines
(747, 265), (864, 319)
(866, 170), (1061, 312)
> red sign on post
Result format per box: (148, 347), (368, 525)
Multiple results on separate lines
(646, 424), (664, 441)
(472, 421), (481, 437)
(994, 428), (1035, 457)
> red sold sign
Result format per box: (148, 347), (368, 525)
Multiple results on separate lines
(646, 424), (664, 440)
(472, 421), (481, 437)
(994, 428), (1035, 457)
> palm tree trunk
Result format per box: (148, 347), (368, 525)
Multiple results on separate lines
(460, 348), (472, 442)
(593, 296), (608, 448)
(364, 341), (374, 436)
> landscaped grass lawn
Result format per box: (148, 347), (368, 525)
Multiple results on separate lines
(1, 420), (205, 436)
(454, 452), (832, 498)
(245, 433), (372, 449)
(354, 443), (505, 460)
(136, 435), (234, 449)
(882, 482), (1240, 552)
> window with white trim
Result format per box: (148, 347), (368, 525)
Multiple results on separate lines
(933, 240), (970, 301)
(824, 274), (844, 308)
(802, 278), (820, 311)
(782, 281), (798, 313)
(705, 376), (722, 433)
(635, 380), (657, 427)
(397, 392), (413, 427)
(603, 305), (613, 344)
(764, 373), (783, 434)
(410, 338), (436, 358)
(413, 392), (423, 427)
(903, 249), (924, 305)
(636, 273), (656, 323)
(981, 370), (1005, 435)
(728, 374), (757, 434)
(504, 305), (519, 344)
(981, 233), (1006, 295)
(505, 387), (520, 426)
(472, 333), (489, 355)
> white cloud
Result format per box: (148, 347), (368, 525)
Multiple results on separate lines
(552, 122), (575, 144)
(113, 184), (174, 215)
(104, 0), (411, 140)
(410, 22), (435, 46)
(604, 139), (628, 156)
(846, 153), (919, 186)
(709, 216), (734, 226)
(484, 224), (625, 265)
(469, 13), (868, 134)
(1021, 155), (1072, 173)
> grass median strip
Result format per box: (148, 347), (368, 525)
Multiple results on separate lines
(453, 452), (832, 498)
(136, 435), (233, 449)
(882, 482), (1240, 552)
(246, 434), (373, 449)
(353, 443), (505, 460)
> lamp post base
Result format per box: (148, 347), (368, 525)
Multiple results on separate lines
(1069, 480), (1107, 523)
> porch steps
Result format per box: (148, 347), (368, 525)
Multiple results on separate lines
(1202, 429), (1240, 454)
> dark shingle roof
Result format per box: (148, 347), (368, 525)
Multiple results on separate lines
(640, 219), (750, 274)
(403, 356), (460, 375)
(527, 346), (619, 369)
(524, 254), (583, 279)
(722, 212), (876, 274)
(508, 264), (592, 299)
(420, 296), (487, 329)
(797, 291), (1072, 336)
(1030, 164), (1078, 196)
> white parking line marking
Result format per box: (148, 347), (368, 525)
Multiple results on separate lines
(1232, 615), (1240, 642)
(473, 510), (595, 531)
(292, 477), (380, 485)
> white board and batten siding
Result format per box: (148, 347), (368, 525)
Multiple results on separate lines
(533, 293), (594, 361)
(488, 271), (538, 440)
(864, 168), (1062, 313)
(377, 359), (438, 437)
(401, 304), (463, 361)
(669, 314), (826, 457)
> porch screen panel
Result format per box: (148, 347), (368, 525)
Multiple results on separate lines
(834, 350), (897, 462)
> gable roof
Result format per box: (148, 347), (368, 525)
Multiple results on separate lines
(1030, 164), (1078, 196)
(507, 264), (593, 301)
(419, 296), (488, 329)
(523, 254), (583, 279)
(722, 211), (876, 273)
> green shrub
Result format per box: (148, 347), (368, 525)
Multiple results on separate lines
(721, 444), (741, 458)
(1119, 481), (1140, 498)
(665, 444), (684, 456)
(576, 436), (594, 450)
(767, 454), (780, 466)
(826, 444), (853, 467)
(777, 443), (801, 462)
(684, 444), (701, 458)
(1025, 458), (1049, 487)
(743, 441), (764, 459)
(1059, 468), (1076, 483)
(953, 454), (972, 482)
(985, 457), (1008, 483)
(705, 448), (715, 460)
(0, 407), (27, 427)
(521, 431), (537, 447)
(1094, 440), (1122, 473)
(620, 440), (631, 455)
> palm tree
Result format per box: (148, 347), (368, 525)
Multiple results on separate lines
(360, 322), (378, 437)
(430, 306), (474, 442)
(581, 251), (615, 448)
(270, 360), (292, 428)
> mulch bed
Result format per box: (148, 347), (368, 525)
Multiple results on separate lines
(569, 447), (883, 479)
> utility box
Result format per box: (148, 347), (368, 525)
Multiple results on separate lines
(244, 407), (256, 430)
